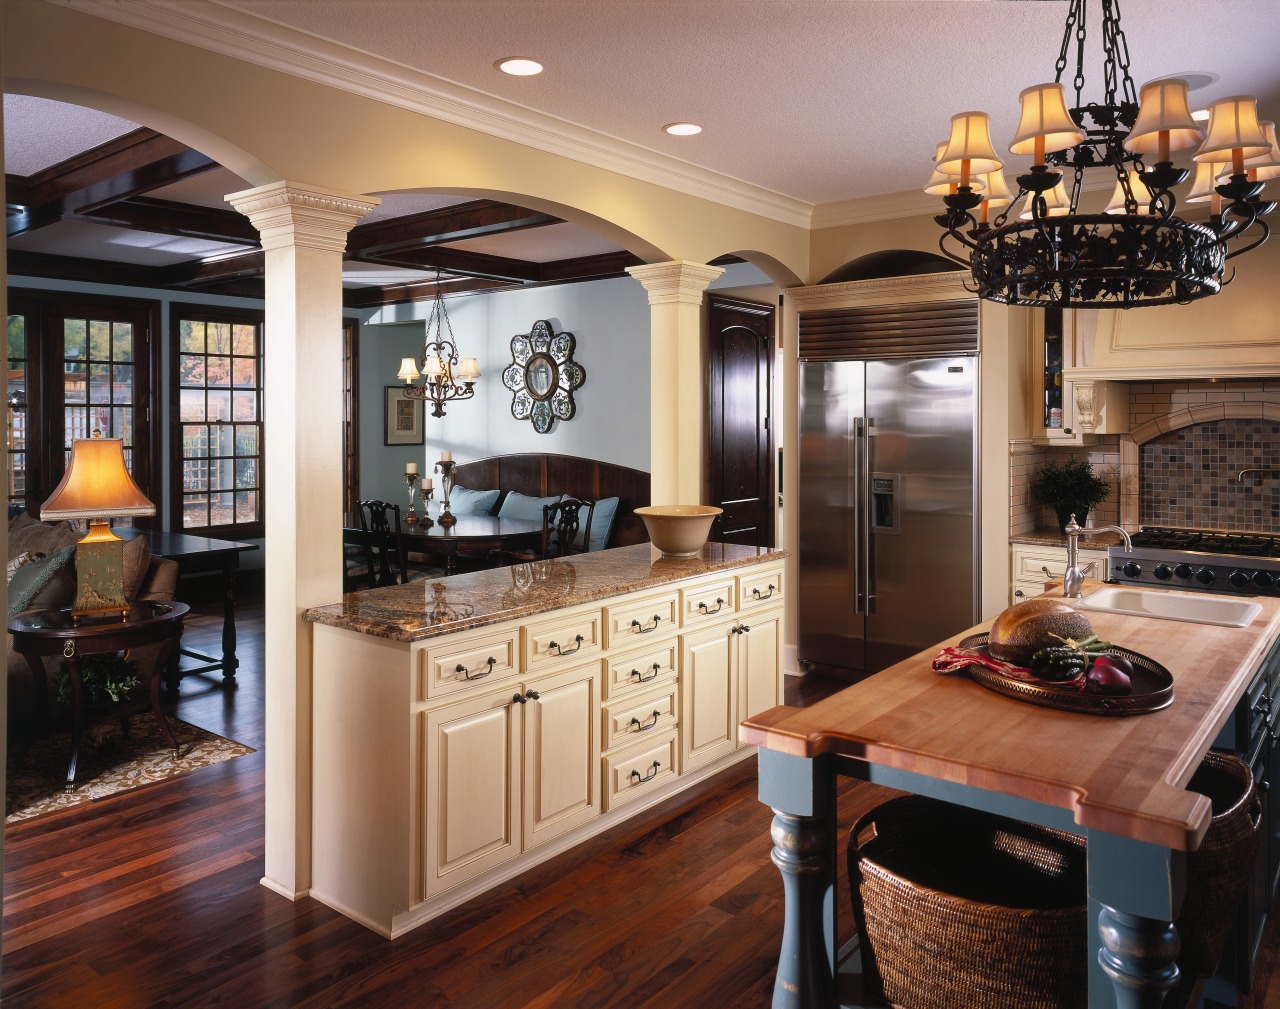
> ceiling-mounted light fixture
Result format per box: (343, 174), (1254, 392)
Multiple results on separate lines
(663, 122), (702, 136)
(930, 0), (1273, 309)
(496, 57), (543, 76)
(395, 272), (480, 419)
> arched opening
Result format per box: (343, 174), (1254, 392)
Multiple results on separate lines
(819, 249), (963, 285)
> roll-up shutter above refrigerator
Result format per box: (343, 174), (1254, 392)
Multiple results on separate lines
(798, 300), (979, 361)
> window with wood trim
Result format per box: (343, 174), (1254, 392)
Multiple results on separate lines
(171, 305), (264, 536)
(6, 311), (30, 514)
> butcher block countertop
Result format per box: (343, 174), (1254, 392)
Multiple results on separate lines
(303, 542), (784, 642)
(741, 582), (1280, 852)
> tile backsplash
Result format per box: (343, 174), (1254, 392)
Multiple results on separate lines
(1141, 419), (1280, 532)
(1010, 441), (1121, 535)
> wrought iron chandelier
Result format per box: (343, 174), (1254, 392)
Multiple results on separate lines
(930, 0), (1275, 309)
(396, 271), (480, 417)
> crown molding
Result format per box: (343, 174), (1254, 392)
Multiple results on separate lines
(52, 0), (814, 230)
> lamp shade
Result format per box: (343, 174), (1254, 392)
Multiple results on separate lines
(40, 438), (155, 520)
(937, 111), (1003, 179)
(1193, 95), (1271, 163)
(1011, 83), (1086, 157)
(455, 358), (481, 383)
(397, 357), (420, 383)
(925, 141), (985, 196)
(1124, 78), (1204, 156)
(1018, 181), (1071, 220)
(1242, 121), (1280, 181)
(1103, 169), (1157, 215)
(1187, 160), (1227, 203)
(423, 355), (447, 380)
(977, 167), (1015, 209)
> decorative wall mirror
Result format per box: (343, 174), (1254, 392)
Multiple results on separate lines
(502, 320), (587, 434)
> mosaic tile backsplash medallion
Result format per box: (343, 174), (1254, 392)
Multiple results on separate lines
(1141, 419), (1280, 532)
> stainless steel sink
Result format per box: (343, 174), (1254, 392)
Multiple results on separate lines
(1078, 586), (1262, 627)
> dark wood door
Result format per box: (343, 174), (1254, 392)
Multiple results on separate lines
(706, 296), (774, 547)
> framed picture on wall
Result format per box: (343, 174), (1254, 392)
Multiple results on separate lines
(384, 385), (424, 446)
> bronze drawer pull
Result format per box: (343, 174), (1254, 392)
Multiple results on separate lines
(731, 624), (752, 635)
(513, 692), (526, 705)
(629, 760), (661, 784)
(524, 689), (540, 701)
(752, 585), (775, 601)
(457, 656), (497, 681)
(631, 615), (663, 633)
(630, 710), (661, 732)
(511, 690), (540, 705)
(549, 634), (584, 656)
(698, 598), (725, 616)
(631, 662), (662, 683)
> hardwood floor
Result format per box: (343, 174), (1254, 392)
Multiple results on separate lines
(4, 598), (1280, 1008)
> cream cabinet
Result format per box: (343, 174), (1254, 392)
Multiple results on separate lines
(1010, 542), (1108, 605)
(1030, 308), (1128, 444)
(310, 557), (784, 938)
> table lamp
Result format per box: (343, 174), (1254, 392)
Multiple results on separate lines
(39, 436), (156, 620)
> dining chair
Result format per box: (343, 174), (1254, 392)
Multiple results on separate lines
(493, 497), (596, 566)
(350, 499), (437, 588)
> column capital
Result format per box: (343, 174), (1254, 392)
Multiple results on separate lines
(226, 181), (380, 253)
(626, 260), (725, 306)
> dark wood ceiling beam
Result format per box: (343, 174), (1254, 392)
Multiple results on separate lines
(343, 276), (515, 309)
(537, 250), (644, 282)
(79, 197), (259, 246)
(159, 251), (265, 288)
(5, 174), (33, 208)
(348, 199), (561, 256)
(356, 246), (541, 284)
(8, 249), (165, 288)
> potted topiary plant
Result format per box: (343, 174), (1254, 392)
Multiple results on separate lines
(1029, 458), (1112, 533)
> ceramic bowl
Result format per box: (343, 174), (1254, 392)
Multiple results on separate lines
(634, 505), (722, 558)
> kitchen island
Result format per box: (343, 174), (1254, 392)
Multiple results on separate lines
(741, 582), (1280, 1009)
(303, 542), (785, 937)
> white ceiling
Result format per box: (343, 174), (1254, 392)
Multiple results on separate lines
(213, 0), (1280, 205)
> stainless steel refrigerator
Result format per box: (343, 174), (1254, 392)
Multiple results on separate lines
(798, 356), (978, 677)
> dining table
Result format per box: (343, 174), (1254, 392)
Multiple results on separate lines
(396, 513), (543, 574)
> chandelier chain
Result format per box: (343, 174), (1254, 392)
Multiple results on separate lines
(1073, 0), (1087, 107)
(1053, 2), (1075, 84)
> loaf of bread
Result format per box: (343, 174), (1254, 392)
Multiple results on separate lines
(987, 598), (1094, 666)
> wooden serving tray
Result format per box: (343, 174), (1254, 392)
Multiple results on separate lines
(958, 633), (1175, 717)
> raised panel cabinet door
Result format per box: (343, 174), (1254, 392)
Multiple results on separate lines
(522, 662), (602, 850)
(679, 623), (737, 771)
(738, 609), (782, 726)
(422, 687), (521, 898)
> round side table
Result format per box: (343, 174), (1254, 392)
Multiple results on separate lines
(8, 601), (189, 791)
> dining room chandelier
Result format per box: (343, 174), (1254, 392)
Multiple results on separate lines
(929, 0), (1275, 309)
(396, 271), (480, 417)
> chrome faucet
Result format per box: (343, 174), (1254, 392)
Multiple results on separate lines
(1063, 514), (1132, 599)
(1237, 468), (1279, 483)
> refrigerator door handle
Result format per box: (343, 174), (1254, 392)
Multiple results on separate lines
(861, 418), (874, 615)
(850, 416), (863, 615)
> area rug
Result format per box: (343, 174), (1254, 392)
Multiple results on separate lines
(6, 717), (255, 823)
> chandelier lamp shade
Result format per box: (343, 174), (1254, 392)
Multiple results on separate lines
(396, 271), (481, 418)
(928, 0), (1273, 309)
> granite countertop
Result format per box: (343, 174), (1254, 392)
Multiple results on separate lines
(303, 542), (787, 643)
(1010, 528), (1130, 549)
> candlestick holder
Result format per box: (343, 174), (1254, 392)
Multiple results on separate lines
(419, 485), (434, 528)
(404, 472), (421, 524)
(435, 459), (457, 527)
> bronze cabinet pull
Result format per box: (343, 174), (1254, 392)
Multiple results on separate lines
(549, 634), (584, 656)
(524, 689), (540, 701)
(630, 615), (663, 634)
(629, 710), (661, 732)
(730, 623), (752, 635)
(697, 597), (725, 615)
(630, 662), (662, 683)
(458, 656), (497, 680)
(752, 585), (775, 601)
(629, 760), (661, 784)
(512, 692), (526, 705)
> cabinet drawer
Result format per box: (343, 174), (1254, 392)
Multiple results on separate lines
(679, 578), (737, 627)
(603, 684), (679, 752)
(738, 567), (783, 612)
(603, 591), (679, 649)
(605, 640), (679, 698)
(603, 732), (679, 811)
(523, 607), (603, 672)
(420, 626), (520, 700)
(1013, 548), (1066, 582)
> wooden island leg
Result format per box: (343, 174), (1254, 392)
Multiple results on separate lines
(1097, 906), (1180, 1009)
(757, 749), (837, 1009)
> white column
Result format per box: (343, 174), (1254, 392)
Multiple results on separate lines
(227, 182), (378, 899)
(625, 261), (724, 505)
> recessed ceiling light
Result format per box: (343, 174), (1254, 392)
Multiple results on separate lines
(1191, 107), (1211, 122)
(663, 123), (702, 136)
(496, 57), (543, 76)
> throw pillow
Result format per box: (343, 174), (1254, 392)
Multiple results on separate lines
(7, 543), (77, 618)
(9, 517), (78, 562)
(498, 491), (562, 522)
(574, 497), (620, 553)
(7, 551), (37, 584)
(448, 485), (501, 516)
(122, 534), (151, 601)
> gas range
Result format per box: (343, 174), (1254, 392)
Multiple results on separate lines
(1106, 527), (1280, 596)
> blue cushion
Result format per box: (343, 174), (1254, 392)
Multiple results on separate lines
(7, 544), (76, 618)
(448, 485), (501, 516)
(575, 497), (619, 552)
(498, 491), (562, 522)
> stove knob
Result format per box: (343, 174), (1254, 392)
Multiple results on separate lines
(1254, 571), (1274, 589)
(1122, 561), (1142, 578)
(1174, 564), (1193, 580)
(1195, 568), (1216, 586)
(1153, 564), (1173, 581)
(1229, 570), (1250, 589)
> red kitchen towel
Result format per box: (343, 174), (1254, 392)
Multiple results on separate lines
(933, 646), (1086, 691)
